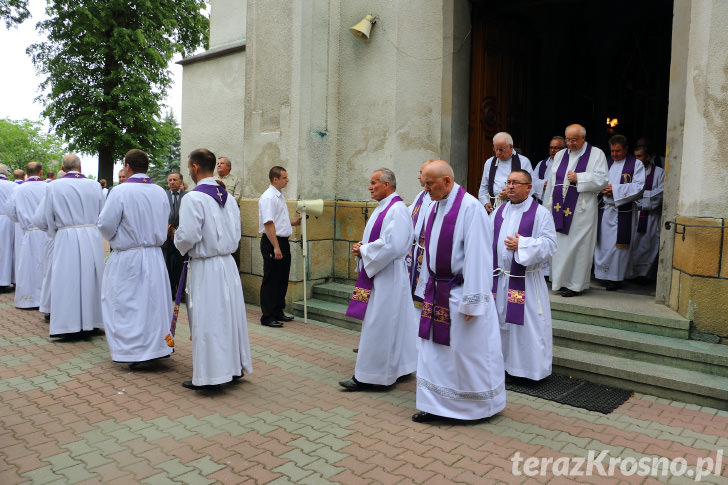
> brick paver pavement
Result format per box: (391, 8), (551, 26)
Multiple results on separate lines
(1, 288), (727, 484)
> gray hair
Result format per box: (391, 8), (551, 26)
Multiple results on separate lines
(62, 153), (81, 172)
(375, 167), (396, 189)
(219, 157), (231, 167)
(493, 132), (514, 146)
(0, 164), (7, 176)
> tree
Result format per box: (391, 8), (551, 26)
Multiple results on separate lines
(0, 0), (29, 28)
(147, 111), (181, 186)
(28, 0), (208, 183)
(0, 118), (65, 174)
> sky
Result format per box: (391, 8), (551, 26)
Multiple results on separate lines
(0, 0), (185, 180)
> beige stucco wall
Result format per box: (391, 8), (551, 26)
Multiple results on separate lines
(209, 0), (246, 48)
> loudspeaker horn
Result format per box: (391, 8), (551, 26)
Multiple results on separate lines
(349, 14), (377, 41)
(296, 199), (324, 217)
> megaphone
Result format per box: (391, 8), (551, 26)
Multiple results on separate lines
(349, 14), (377, 41)
(296, 199), (324, 217)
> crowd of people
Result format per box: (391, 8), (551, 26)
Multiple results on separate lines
(0, 122), (663, 422)
(344, 123), (663, 423)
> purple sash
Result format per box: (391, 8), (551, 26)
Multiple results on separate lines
(538, 158), (550, 179)
(487, 153), (521, 202)
(25, 176), (43, 182)
(0, 175), (7, 180)
(419, 186), (466, 346)
(193, 182), (228, 207)
(492, 199), (538, 325)
(637, 166), (656, 233)
(599, 156), (636, 247)
(552, 144), (592, 235)
(345, 195), (404, 320)
(125, 175), (154, 184)
(63, 172), (86, 179)
(165, 255), (189, 348)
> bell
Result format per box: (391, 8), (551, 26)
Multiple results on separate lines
(349, 14), (377, 41)
(296, 199), (324, 217)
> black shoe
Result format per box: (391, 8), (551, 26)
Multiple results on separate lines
(261, 320), (284, 328)
(182, 380), (220, 390)
(276, 313), (295, 322)
(560, 288), (580, 297)
(44, 313), (50, 321)
(353, 348), (358, 353)
(605, 281), (622, 291)
(339, 376), (374, 391)
(412, 411), (439, 423)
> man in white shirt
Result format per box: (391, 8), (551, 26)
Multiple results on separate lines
(258, 166), (301, 327)
(478, 132), (533, 214)
(0, 164), (18, 292)
(533, 137), (565, 204)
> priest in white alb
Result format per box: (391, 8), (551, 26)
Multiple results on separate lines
(98, 149), (173, 366)
(544, 124), (609, 297)
(629, 146), (664, 280)
(491, 170), (557, 381)
(340, 168), (418, 390)
(413, 160), (505, 423)
(594, 135), (645, 291)
(174, 148), (252, 389)
(478, 132), (534, 214)
(37, 154), (105, 337)
(4, 162), (47, 309)
(0, 164), (18, 291)
(407, 160), (434, 300)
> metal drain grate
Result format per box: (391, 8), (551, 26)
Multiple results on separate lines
(506, 374), (633, 414)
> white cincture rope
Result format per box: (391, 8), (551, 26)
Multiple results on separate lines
(58, 223), (97, 230)
(22, 227), (41, 232)
(493, 266), (545, 316)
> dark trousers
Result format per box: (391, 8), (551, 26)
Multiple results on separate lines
(260, 236), (291, 323)
(164, 240), (186, 299)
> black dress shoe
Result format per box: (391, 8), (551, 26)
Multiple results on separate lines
(338, 376), (374, 391)
(44, 313), (50, 321)
(182, 380), (220, 390)
(560, 288), (580, 297)
(412, 411), (439, 423)
(276, 313), (295, 322)
(353, 348), (358, 353)
(605, 281), (622, 291)
(261, 320), (283, 328)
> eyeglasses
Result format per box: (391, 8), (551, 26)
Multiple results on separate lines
(506, 180), (530, 186)
(565, 138), (581, 143)
(493, 147), (509, 152)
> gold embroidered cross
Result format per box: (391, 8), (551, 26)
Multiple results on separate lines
(563, 207), (572, 217)
(216, 188), (223, 201)
(554, 203), (561, 212)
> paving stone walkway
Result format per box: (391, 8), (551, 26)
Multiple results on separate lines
(1, 289), (727, 484)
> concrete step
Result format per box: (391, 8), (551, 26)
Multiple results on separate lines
(553, 347), (728, 410)
(554, 319), (728, 377)
(311, 281), (355, 306)
(292, 298), (361, 331)
(551, 289), (690, 339)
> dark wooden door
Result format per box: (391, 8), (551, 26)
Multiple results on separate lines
(467, 5), (536, 195)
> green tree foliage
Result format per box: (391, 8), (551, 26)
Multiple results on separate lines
(147, 110), (181, 186)
(0, 118), (64, 174)
(27, 0), (208, 183)
(0, 0), (30, 28)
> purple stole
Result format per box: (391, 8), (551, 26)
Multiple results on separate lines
(345, 195), (404, 320)
(406, 191), (427, 298)
(538, 158), (550, 179)
(599, 156), (637, 247)
(637, 166), (656, 233)
(492, 199), (538, 325)
(0, 175), (8, 180)
(552, 144), (592, 235)
(63, 172), (86, 179)
(166, 181), (228, 346)
(487, 153), (522, 202)
(124, 175), (154, 184)
(25, 176), (43, 182)
(418, 186), (466, 346)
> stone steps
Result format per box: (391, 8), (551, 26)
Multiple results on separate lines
(293, 281), (728, 409)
